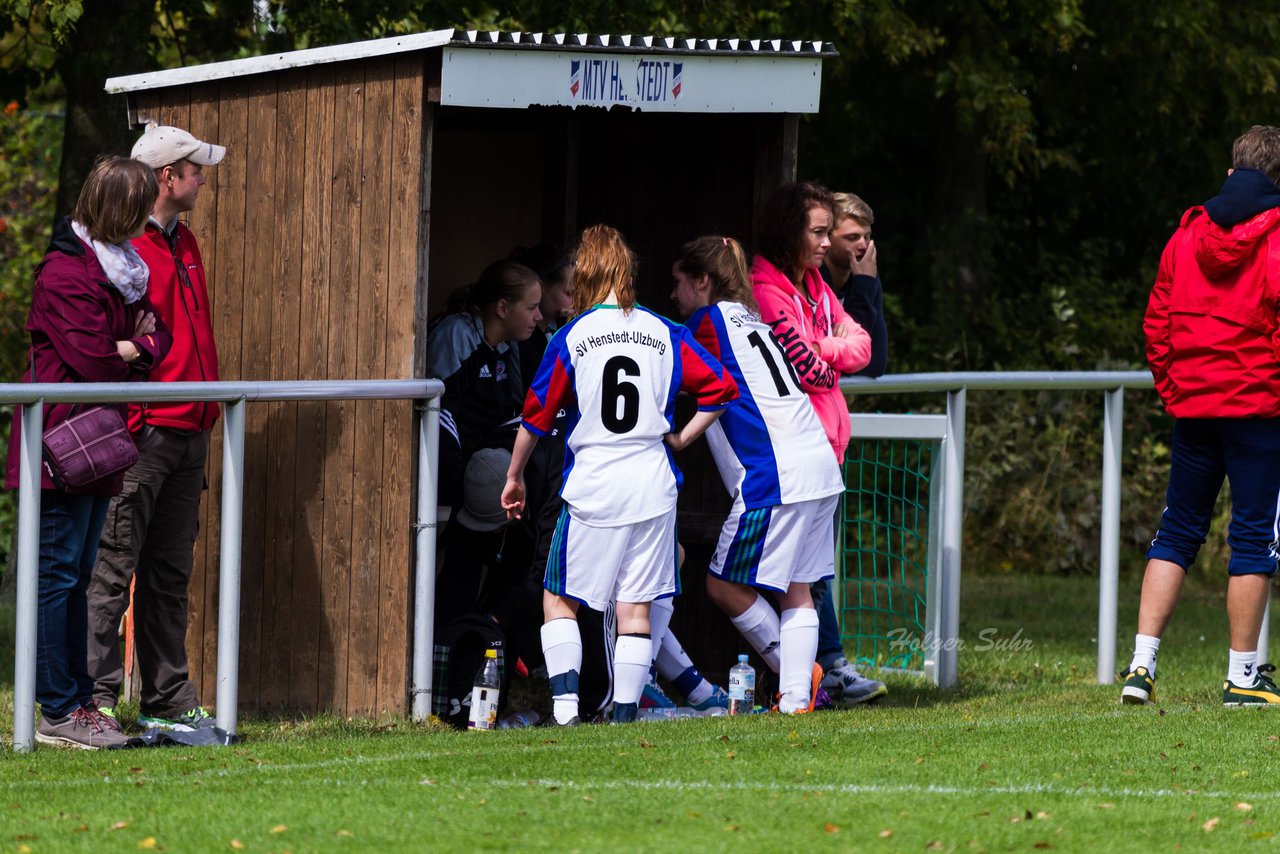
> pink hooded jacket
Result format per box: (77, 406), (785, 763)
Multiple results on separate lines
(751, 256), (871, 462)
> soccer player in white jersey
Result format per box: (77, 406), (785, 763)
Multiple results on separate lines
(668, 236), (845, 714)
(502, 225), (738, 725)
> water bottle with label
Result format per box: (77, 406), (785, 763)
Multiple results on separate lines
(467, 649), (500, 730)
(728, 654), (755, 716)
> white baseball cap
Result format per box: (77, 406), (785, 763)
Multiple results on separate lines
(131, 123), (226, 169)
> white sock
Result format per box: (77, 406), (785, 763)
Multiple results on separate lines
(1228, 648), (1259, 686)
(614, 634), (652, 706)
(655, 630), (713, 705)
(648, 598), (675, 669)
(778, 608), (819, 713)
(1128, 633), (1160, 677)
(729, 594), (781, 673)
(541, 619), (582, 724)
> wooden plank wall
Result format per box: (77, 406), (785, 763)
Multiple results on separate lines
(127, 54), (426, 716)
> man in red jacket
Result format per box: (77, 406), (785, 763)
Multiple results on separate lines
(1122, 125), (1280, 708)
(86, 124), (224, 732)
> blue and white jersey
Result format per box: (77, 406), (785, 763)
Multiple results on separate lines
(523, 304), (737, 526)
(688, 301), (843, 509)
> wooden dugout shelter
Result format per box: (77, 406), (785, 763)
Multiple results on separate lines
(104, 28), (835, 716)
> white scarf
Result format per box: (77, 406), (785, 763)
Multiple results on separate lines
(70, 219), (149, 304)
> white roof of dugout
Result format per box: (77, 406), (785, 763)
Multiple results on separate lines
(105, 28), (835, 114)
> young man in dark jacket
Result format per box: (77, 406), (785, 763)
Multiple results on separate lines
(1122, 125), (1280, 707)
(86, 124), (225, 732)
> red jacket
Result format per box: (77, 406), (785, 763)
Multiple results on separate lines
(1144, 206), (1280, 418)
(129, 219), (220, 432)
(6, 220), (172, 493)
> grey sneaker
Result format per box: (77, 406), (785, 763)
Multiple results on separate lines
(138, 707), (216, 732)
(820, 657), (888, 705)
(94, 705), (124, 733)
(36, 706), (129, 750)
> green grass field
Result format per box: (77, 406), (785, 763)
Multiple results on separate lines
(2, 573), (1278, 852)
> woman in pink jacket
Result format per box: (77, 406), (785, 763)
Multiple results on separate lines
(751, 181), (887, 706)
(751, 181), (870, 462)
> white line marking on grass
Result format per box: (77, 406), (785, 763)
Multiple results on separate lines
(481, 777), (1280, 803)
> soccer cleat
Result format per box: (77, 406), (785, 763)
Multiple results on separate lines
(611, 702), (639, 723)
(538, 714), (581, 727)
(640, 678), (677, 710)
(36, 706), (129, 750)
(688, 684), (730, 712)
(821, 657), (888, 705)
(1120, 666), (1156, 705)
(1223, 663), (1280, 706)
(138, 707), (216, 732)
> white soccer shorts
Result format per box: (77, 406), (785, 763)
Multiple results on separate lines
(708, 494), (838, 592)
(543, 506), (679, 611)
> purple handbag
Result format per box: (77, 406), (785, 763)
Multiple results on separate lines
(42, 405), (139, 490)
(31, 347), (139, 490)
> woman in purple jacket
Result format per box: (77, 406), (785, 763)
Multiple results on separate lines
(6, 156), (172, 749)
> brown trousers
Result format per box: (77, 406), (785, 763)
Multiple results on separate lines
(86, 425), (208, 717)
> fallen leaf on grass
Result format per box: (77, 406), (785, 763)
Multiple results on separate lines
(1236, 802), (1253, 812)
(638, 739), (655, 748)
(18, 846), (30, 854)
(915, 756), (926, 765)
(1096, 803), (1115, 810)
(1036, 811), (1052, 820)
(1202, 818), (1219, 832)
(878, 829), (893, 838)
(823, 823), (839, 833)
(271, 825), (288, 833)
(725, 751), (736, 759)
(581, 796), (593, 803)
(110, 822), (130, 831)
(973, 811), (990, 817)
(75, 825), (89, 833)
(978, 763), (989, 770)
(230, 841), (244, 850)
(336, 830), (354, 838)
(718, 735), (729, 742)
(1034, 843), (1053, 849)
(137, 837), (157, 849)
(926, 841), (944, 850)
(723, 825), (741, 832)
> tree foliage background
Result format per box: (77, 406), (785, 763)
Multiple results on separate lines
(4, 0), (1279, 573)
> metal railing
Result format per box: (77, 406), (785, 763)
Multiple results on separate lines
(843, 370), (1271, 684)
(6, 379), (443, 753)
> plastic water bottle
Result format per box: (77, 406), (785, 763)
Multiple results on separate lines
(467, 649), (500, 731)
(728, 654), (755, 716)
(497, 709), (542, 729)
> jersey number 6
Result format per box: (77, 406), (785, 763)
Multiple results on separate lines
(602, 355), (641, 433)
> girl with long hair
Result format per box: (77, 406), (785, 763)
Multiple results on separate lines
(502, 224), (737, 725)
(670, 236), (844, 713)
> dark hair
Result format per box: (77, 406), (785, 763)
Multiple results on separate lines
(511, 244), (571, 288)
(675, 236), (757, 314)
(72, 156), (158, 244)
(1233, 125), (1280, 185)
(755, 181), (835, 281)
(573, 225), (636, 314)
(471, 260), (540, 308)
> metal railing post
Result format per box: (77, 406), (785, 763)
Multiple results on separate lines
(12, 401), (43, 752)
(1097, 388), (1124, 684)
(938, 388), (966, 689)
(215, 398), (246, 736)
(412, 399), (441, 720)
